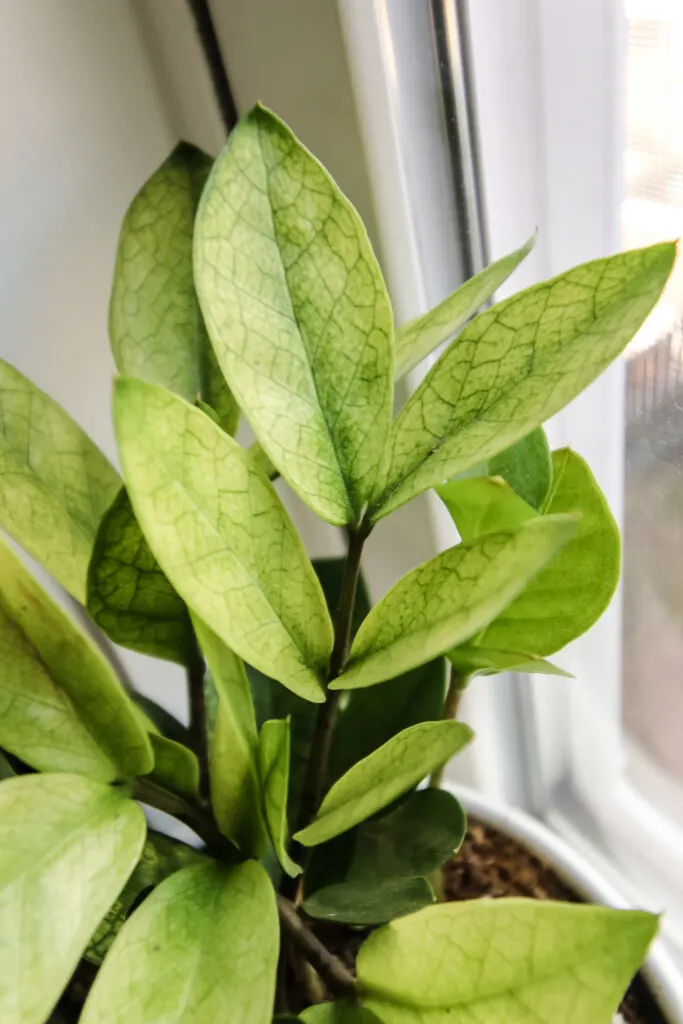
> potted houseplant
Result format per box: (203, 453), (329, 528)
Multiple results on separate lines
(0, 104), (679, 1024)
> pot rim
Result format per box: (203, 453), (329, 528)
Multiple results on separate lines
(446, 782), (683, 1024)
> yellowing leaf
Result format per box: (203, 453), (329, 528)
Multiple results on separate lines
(333, 516), (577, 691)
(194, 104), (394, 526)
(357, 899), (658, 1024)
(87, 488), (194, 664)
(294, 721), (473, 846)
(110, 143), (238, 435)
(373, 243), (676, 520)
(259, 718), (301, 877)
(0, 360), (120, 601)
(195, 617), (268, 856)
(395, 235), (535, 378)
(115, 378), (332, 701)
(0, 536), (153, 780)
(0, 773), (146, 1024)
(81, 861), (278, 1024)
(479, 448), (620, 655)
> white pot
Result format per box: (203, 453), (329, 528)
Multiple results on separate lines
(448, 784), (683, 1023)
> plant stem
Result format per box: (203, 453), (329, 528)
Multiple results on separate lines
(276, 894), (358, 1000)
(429, 663), (470, 789)
(132, 777), (237, 861)
(294, 522), (369, 839)
(186, 636), (210, 800)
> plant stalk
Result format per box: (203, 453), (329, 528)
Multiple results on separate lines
(429, 663), (470, 789)
(132, 777), (236, 861)
(186, 636), (210, 800)
(276, 894), (358, 1000)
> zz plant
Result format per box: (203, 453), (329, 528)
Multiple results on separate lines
(0, 105), (674, 1024)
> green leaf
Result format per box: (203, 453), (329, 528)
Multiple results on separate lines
(479, 448), (621, 655)
(313, 556), (372, 639)
(0, 773), (146, 1024)
(0, 360), (120, 601)
(333, 516), (577, 690)
(395, 235), (535, 378)
(0, 536), (153, 780)
(357, 899), (658, 1024)
(133, 693), (189, 745)
(488, 427), (552, 510)
(110, 142), (238, 435)
(194, 104), (394, 527)
(0, 752), (14, 779)
(302, 1006), (382, 1024)
(115, 377), (333, 701)
(327, 659), (446, 785)
(82, 861), (278, 1024)
(259, 718), (301, 877)
(148, 733), (200, 798)
(85, 829), (206, 966)
(373, 243), (676, 520)
(195, 617), (268, 856)
(303, 876), (434, 926)
(87, 488), (194, 664)
(294, 721), (473, 847)
(447, 644), (570, 678)
(436, 476), (536, 544)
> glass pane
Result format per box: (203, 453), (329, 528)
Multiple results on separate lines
(622, 1), (683, 794)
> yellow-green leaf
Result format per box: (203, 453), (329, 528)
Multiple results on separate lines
(488, 426), (552, 510)
(0, 360), (120, 601)
(115, 378), (332, 701)
(148, 734), (200, 799)
(395, 235), (535, 378)
(333, 516), (577, 691)
(436, 476), (536, 544)
(0, 773), (146, 1024)
(373, 243), (675, 520)
(0, 536), (153, 780)
(294, 721), (473, 847)
(447, 644), (569, 678)
(194, 104), (394, 527)
(81, 861), (278, 1024)
(357, 899), (658, 1024)
(195, 617), (268, 856)
(259, 718), (301, 878)
(110, 143), (238, 435)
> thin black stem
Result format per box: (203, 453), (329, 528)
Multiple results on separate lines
(276, 894), (358, 1000)
(294, 523), (369, 839)
(185, 0), (238, 134)
(187, 638), (210, 800)
(429, 663), (470, 789)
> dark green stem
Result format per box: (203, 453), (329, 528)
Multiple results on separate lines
(276, 894), (358, 1000)
(132, 777), (236, 861)
(186, 636), (210, 800)
(429, 663), (471, 788)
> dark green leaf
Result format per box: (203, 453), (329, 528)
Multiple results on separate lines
(488, 427), (552, 510)
(148, 734), (199, 799)
(85, 830), (206, 966)
(303, 876), (434, 926)
(133, 694), (189, 746)
(259, 718), (301, 878)
(313, 556), (371, 640)
(327, 659), (446, 785)
(87, 488), (193, 664)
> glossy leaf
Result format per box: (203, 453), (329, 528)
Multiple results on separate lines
(303, 875), (434, 926)
(373, 243), (676, 520)
(0, 536), (153, 780)
(488, 427), (552, 510)
(259, 718), (301, 877)
(395, 235), (535, 378)
(86, 829), (206, 966)
(110, 142), (238, 434)
(195, 618), (268, 855)
(447, 644), (569, 678)
(358, 899), (658, 1024)
(436, 476), (536, 544)
(115, 378), (333, 701)
(87, 488), (194, 664)
(327, 659), (446, 785)
(0, 773), (146, 1024)
(0, 359), (120, 600)
(81, 861), (278, 1024)
(194, 104), (394, 526)
(333, 516), (577, 690)
(479, 448), (621, 655)
(148, 734), (200, 798)
(294, 721), (473, 846)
